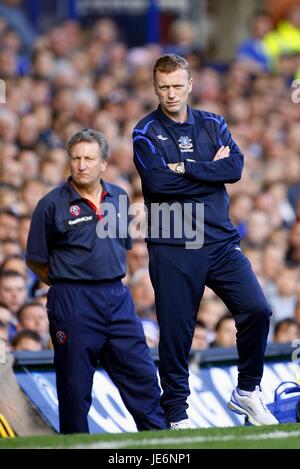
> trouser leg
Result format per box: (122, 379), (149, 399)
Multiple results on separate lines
(102, 284), (167, 430)
(148, 244), (207, 423)
(53, 342), (96, 434)
(207, 243), (271, 391)
(47, 284), (106, 434)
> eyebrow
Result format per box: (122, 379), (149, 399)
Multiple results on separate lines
(70, 154), (97, 158)
(157, 83), (184, 87)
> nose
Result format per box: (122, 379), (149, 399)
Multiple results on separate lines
(78, 158), (86, 171)
(168, 87), (176, 99)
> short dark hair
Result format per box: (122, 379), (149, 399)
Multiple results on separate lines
(215, 313), (234, 332)
(153, 54), (191, 80)
(195, 319), (206, 329)
(67, 128), (109, 161)
(0, 270), (26, 283)
(274, 318), (298, 335)
(11, 329), (42, 347)
(17, 301), (45, 323)
(2, 254), (24, 263)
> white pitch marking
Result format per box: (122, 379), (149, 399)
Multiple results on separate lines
(71, 429), (300, 449)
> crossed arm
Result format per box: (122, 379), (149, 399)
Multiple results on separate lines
(168, 146), (231, 172)
(133, 132), (242, 197)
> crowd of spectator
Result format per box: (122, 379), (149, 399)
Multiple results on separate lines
(0, 4), (300, 352)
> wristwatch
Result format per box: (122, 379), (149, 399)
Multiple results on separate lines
(175, 162), (185, 174)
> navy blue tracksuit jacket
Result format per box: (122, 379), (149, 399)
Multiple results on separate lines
(133, 105), (243, 246)
(133, 106), (272, 423)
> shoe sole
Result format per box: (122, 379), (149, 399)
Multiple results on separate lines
(227, 400), (263, 426)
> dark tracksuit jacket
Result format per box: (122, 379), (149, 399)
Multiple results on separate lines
(133, 106), (272, 423)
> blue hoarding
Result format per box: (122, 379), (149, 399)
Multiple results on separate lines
(15, 360), (299, 433)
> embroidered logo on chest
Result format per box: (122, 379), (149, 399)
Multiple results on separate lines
(68, 215), (93, 226)
(69, 205), (81, 217)
(157, 134), (168, 141)
(178, 136), (194, 152)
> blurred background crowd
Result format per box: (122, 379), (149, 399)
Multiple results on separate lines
(0, 0), (300, 353)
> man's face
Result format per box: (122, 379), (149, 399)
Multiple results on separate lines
(14, 338), (42, 352)
(20, 305), (49, 335)
(216, 319), (236, 348)
(0, 214), (18, 241)
(69, 141), (107, 188)
(127, 243), (148, 273)
(191, 327), (208, 350)
(154, 68), (192, 120)
(0, 276), (27, 313)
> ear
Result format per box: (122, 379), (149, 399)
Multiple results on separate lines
(100, 159), (108, 172)
(188, 77), (193, 93)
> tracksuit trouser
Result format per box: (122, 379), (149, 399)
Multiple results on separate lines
(46, 280), (167, 434)
(148, 241), (271, 423)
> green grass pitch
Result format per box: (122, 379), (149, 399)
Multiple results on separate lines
(0, 423), (300, 449)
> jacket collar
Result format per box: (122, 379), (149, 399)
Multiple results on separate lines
(156, 104), (195, 127)
(65, 177), (111, 203)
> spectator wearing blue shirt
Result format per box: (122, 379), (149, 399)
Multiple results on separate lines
(236, 11), (273, 72)
(26, 129), (167, 434)
(0, 0), (37, 52)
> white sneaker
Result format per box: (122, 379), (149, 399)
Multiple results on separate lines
(170, 419), (191, 430)
(228, 386), (279, 426)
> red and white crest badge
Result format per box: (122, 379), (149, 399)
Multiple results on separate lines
(70, 205), (81, 217)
